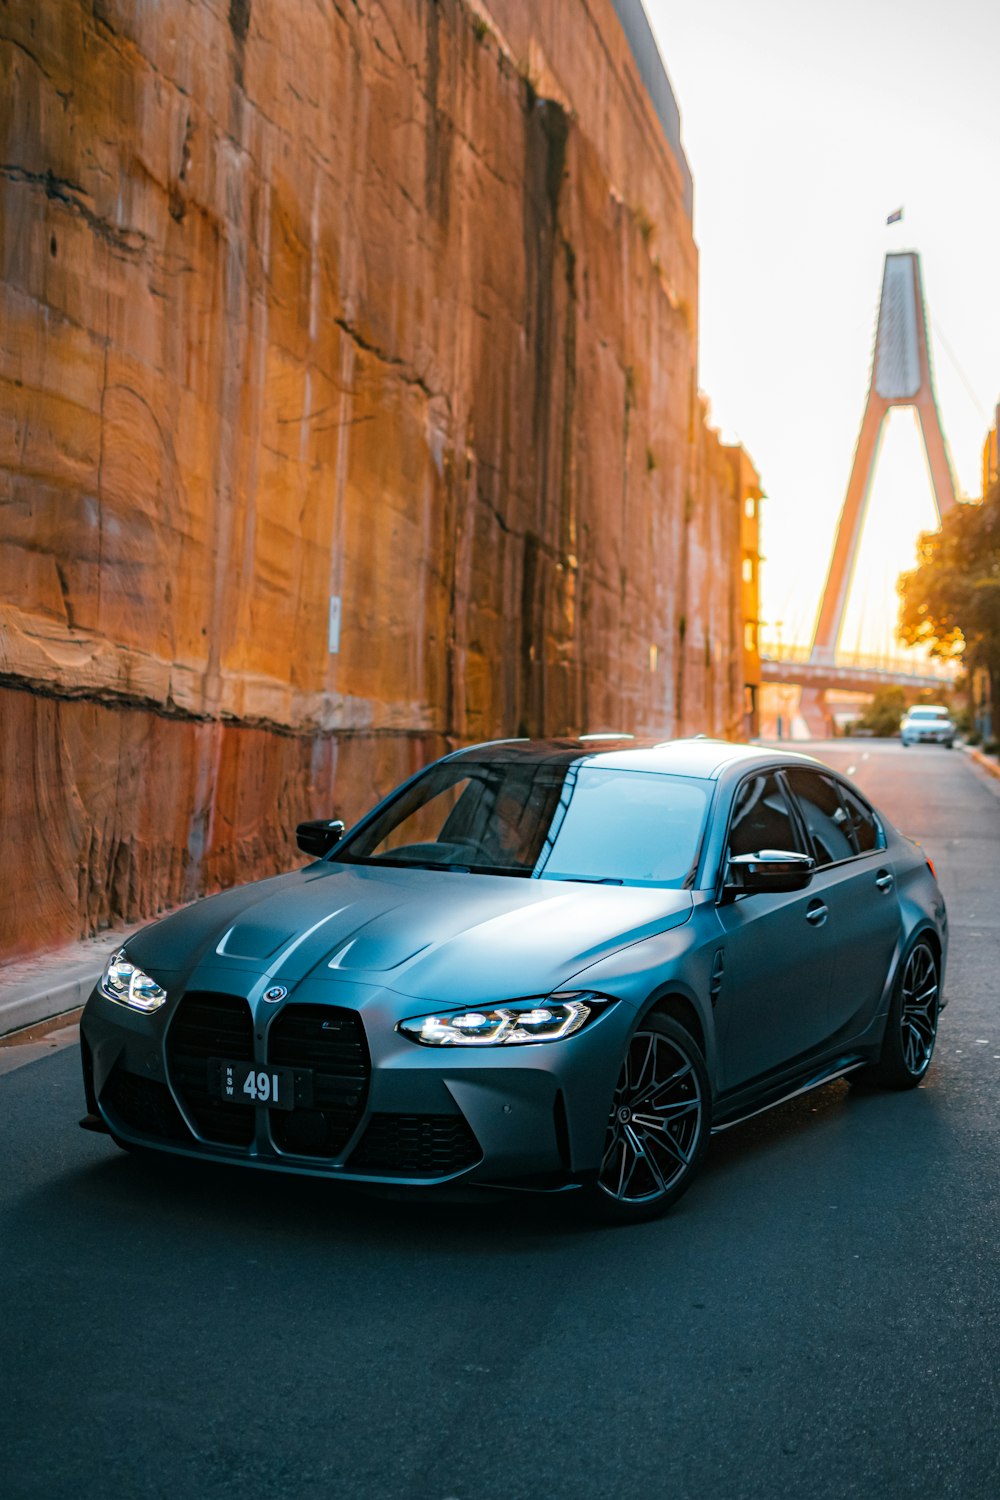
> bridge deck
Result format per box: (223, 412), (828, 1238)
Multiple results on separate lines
(760, 655), (956, 694)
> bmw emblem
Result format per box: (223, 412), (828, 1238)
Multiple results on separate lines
(262, 985), (287, 1003)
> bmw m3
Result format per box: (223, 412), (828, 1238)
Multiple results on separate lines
(80, 737), (947, 1222)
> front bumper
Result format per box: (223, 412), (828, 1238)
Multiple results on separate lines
(80, 972), (630, 1189)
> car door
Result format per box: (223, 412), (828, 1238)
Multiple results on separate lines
(714, 769), (837, 1092)
(790, 773), (902, 1042)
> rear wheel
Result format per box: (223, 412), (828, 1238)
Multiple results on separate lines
(582, 1015), (710, 1224)
(861, 938), (940, 1090)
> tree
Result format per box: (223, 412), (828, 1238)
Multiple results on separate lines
(853, 686), (907, 737)
(898, 481), (1000, 723)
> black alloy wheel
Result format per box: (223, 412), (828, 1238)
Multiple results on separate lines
(863, 937), (941, 1090)
(584, 1014), (710, 1224)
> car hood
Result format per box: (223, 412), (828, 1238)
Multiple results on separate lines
(127, 862), (694, 1004)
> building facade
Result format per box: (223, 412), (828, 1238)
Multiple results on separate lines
(724, 446), (763, 739)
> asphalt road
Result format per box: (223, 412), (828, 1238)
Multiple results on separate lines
(2, 743), (998, 1500)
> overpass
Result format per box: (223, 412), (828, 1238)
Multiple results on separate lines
(761, 649), (956, 697)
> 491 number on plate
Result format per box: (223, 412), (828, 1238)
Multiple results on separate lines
(212, 1058), (298, 1111)
(242, 1069), (281, 1103)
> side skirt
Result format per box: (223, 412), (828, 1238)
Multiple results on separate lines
(711, 1058), (868, 1135)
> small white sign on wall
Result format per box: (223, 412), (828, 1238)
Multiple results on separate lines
(328, 595), (342, 654)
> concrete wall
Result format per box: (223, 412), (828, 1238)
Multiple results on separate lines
(0, 0), (745, 959)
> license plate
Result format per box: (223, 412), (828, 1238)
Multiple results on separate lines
(210, 1058), (312, 1112)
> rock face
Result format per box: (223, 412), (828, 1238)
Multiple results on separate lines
(0, 0), (747, 959)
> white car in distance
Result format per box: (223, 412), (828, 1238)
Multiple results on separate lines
(900, 705), (956, 748)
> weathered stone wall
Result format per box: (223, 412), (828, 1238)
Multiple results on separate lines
(0, 0), (745, 959)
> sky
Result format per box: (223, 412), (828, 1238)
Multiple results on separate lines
(646, 0), (1000, 659)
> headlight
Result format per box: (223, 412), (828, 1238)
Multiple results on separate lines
(397, 992), (613, 1047)
(99, 949), (168, 1013)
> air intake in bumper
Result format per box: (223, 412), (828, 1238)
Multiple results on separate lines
(348, 1113), (482, 1177)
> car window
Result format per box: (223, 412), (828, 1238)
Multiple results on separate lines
(366, 776), (477, 857)
(837, 785), (883, 853)
(337, 760), (711, 886)
(728, 772), (805, 858)
(537, 769), (709, 885)
(783, 769), (855, 866)
(357, 766), (565, 869)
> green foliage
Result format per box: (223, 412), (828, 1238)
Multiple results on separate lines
(853, 686), (907, 738)
(898, 482), (1000, 716)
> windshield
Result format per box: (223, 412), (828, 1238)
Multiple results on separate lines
(335, 760), (710, 887)
(908, 707), (949, 719)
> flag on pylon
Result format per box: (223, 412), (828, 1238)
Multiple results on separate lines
(886, 208), (903, 224)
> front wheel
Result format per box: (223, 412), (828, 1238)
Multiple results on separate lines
(861, 937), (941, 1090)
(581, 1015), (711, 1224)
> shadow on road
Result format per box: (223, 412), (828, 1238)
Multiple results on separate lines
(14, 1067), (953, 1258)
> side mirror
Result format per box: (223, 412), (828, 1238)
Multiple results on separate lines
(724, 849), (814, 898)
(295, 819), (345, 858)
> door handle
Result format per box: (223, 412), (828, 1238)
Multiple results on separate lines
(805, 901), (828, 927)
(875, 870), (894, 894)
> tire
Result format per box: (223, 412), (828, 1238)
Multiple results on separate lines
(860, 937), (941, 1090)
(581, 1014), (711, 1224)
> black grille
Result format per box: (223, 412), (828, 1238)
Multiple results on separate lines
(348, 1113), (482, 1177)
(267, 1004), (369, 1158)
(101, 1066), (188, 1142)
(166, 992), (255, 1146)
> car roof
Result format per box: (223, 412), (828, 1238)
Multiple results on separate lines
(446, 736), (834, 782)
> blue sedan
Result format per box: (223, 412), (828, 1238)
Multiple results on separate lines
(80, 737), (947, 1223)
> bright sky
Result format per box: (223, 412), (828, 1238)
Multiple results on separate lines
(646, 0), (1000, 658)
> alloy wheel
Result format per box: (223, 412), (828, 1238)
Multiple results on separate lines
(598, 1028), (704, 1205)
(899, 942), (939, 1076)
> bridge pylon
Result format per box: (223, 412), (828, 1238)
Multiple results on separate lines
(801, 251), (958, 734)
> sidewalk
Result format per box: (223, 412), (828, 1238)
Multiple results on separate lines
(0, 924), (146, 1039)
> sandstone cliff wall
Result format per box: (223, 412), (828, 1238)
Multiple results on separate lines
(0, 0), (744, 959)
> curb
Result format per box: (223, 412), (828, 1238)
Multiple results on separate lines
(1, 977), (97, 1039)
(961, 743), (1000, 782)
(1, 906), (200, 1040)
(0, 926), (145, 1040)
(0, 966), (101, 1040)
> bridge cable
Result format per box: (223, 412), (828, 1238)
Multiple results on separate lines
(931, 316), (989, 425)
